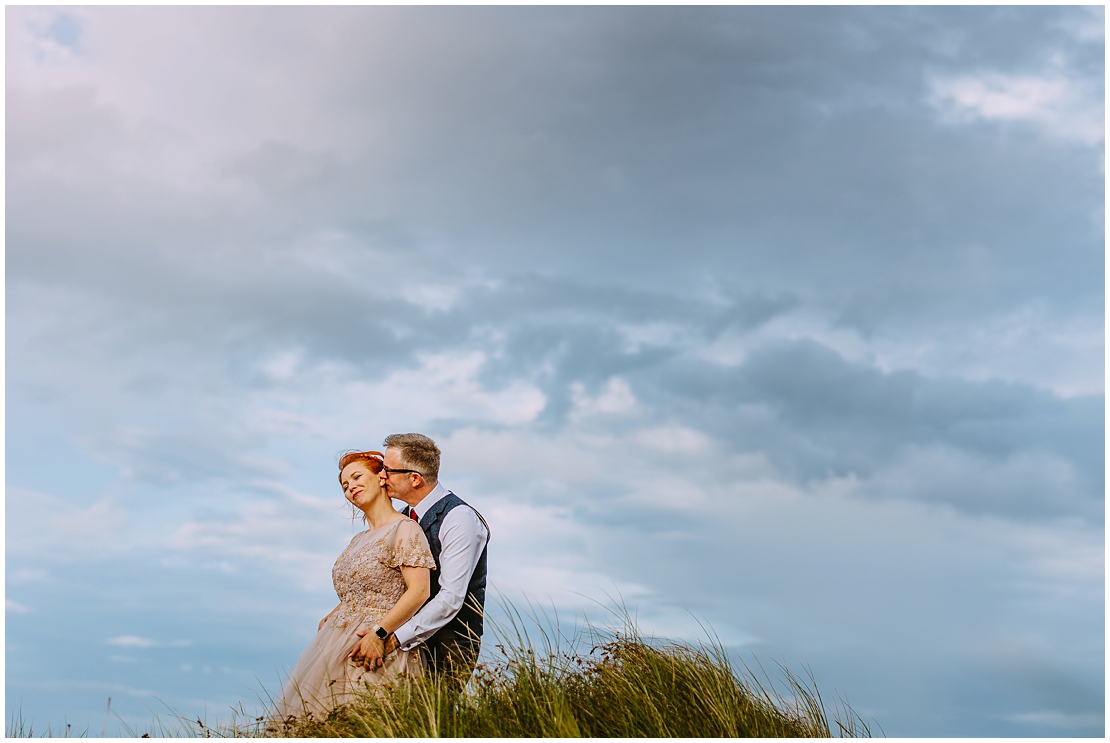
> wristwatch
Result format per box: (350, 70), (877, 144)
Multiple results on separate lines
(372, 624), (390, 641)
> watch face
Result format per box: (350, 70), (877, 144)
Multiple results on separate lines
(375, 626), (389, 639)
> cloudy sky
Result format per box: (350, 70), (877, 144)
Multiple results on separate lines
(6, 6), (1104, 737)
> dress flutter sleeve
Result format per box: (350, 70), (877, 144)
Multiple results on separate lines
(381, 519), (437, 570)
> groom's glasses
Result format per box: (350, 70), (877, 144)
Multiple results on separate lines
(381, 466), (424, 478)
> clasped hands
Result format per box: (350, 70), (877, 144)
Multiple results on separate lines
(348, 629), (400, 671)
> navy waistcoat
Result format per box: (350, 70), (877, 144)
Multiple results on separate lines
(411, 492), (489, 649)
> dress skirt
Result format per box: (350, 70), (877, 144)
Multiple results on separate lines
(273, 618), (424, 720)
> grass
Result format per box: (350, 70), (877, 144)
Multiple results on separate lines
(261, 603), (874, 738)
(9, 603), (876, 738)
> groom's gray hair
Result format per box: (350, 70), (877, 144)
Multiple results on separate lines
(383, 432), (440, 483)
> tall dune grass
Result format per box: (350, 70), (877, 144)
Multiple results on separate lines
(262, 604), (874, 738)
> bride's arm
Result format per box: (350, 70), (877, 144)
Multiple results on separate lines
(318, 603), (341, 632)
(381, 566), (431, 633)
(349, 567), (430, 668)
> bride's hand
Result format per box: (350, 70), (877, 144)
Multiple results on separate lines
(350, 630), (386, 671)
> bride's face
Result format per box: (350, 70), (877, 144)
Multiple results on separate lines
(340, 461), (382, 510)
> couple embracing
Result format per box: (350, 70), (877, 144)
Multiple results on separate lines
(274, 433), (490, 719)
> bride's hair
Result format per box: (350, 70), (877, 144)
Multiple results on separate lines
(338, 451), (385, 525)
(337, 450), (384, 482)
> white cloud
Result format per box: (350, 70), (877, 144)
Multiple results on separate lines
(634, 425), (712, 454)
(829, 443), (1098, 520)
(699, 308), (874, 370)
(320, 351), (548, 431)
(260, 349), (303, 381)
(106, 635), (156, 648)
(8, 568), (52, 584)
(7, 600), (33, 614)
(617, 322), (686, 353)
(1005, 711), (1105, 730)
(6, 487), (130, 558)
(1056, 7), (1104, 44)
(164, 495), (350, 592)
(928, 71), (1104, 145)
(569, 377), (637, 419)
(697, 297), (1104, 398)
(870, 302), (1105, 398)
(9, 8), (92, 69)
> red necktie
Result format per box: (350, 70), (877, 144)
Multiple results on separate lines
(410, 509), (418, 521)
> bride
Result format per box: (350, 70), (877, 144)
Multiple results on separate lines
(273, 450), (437, 720)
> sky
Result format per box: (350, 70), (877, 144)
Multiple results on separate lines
(5, 5), (1104, 737)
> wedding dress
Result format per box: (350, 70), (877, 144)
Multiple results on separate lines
(273, 517), (436, 720)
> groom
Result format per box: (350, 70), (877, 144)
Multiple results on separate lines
(355, 432), (490, 687)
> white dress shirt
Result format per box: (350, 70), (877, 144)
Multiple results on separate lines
(393, 483), (489, 650)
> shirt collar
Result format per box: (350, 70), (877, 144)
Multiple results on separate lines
(409, 482), (447, 519)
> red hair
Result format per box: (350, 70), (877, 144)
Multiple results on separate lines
(338, 450), (384, 483)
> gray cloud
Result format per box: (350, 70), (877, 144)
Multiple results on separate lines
(9, 8), (1102, 308)
(12, 263), (1098, 522)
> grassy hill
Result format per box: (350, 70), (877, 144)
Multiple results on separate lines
(258, 608), (874, 738)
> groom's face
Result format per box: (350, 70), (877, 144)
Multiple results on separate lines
(382, 446), (417, 502)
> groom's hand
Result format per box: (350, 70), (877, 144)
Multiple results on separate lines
(350, 630), (385, 671)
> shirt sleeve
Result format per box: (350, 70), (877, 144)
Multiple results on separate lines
(393, 505), (488, 649)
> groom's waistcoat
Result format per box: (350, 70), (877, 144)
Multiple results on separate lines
(418, 492), (489, 649)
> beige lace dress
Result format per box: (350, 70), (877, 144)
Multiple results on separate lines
(274, 517), (436, 720)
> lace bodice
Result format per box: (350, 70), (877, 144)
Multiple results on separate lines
(331, 518), (436, 630)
